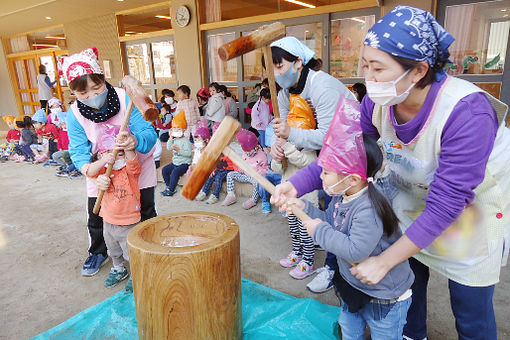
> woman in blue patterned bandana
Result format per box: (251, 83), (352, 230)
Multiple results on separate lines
(271, 6), (510, 340)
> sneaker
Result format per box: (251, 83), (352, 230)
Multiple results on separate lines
(81, 253), (110, 276)
(206, 194), (218, 204)
(279, 251), (302, 268)
(56, 170), (69, 177)
(124, 276), (133, 294)
(195, 191), (207, 201)
(161, 188), (175, 196)
(242, 198), (257, 210)
(15, 155), (25, 163)
(289, 261), (315, 280)
(261, 202), (271, 214)
(69, 170), (82, 179)
(306, 266), (334, 293)
(43, 160), (57, 167)
(34, 154), (48, 163)
(104, 267), (129, 288)
(221, 193), (237, 206)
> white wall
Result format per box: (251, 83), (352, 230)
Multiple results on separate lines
(0, 42), (18, 119)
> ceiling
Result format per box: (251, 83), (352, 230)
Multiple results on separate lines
(0, 0), (158, 36)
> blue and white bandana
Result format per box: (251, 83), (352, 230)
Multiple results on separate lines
(364, 6), (455, 81)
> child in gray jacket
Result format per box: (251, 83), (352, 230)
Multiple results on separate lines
(286, 100), (414, 339)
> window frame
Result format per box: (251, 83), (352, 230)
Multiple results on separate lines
(123, 35), (178, 101)
(437, 0), (510, 105)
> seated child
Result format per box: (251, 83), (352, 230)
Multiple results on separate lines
(31, 109), (60, 163)
(272, 94), (319, 279)
(161, 111), (192, 197)
(204, 82), (226, 128)
(53, 116), (80, 178)
(187, 126), (210, 177)
(18, 116), (39, 162)
(196, 88), (209, 116)
(156, 104), (173, 143)
(0, 115), (21, 161)
(250, 88), (273, 147)
(256, 122), (281, 214)
(175, 85), (201, 137)
(222, 129), (268, 210)
(286, 97), (414, 339)
(196, 122), (237, 204)
(47, 97), (65, 127)
(84, 125), (142, 293)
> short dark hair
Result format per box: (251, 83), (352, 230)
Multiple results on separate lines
(39, 64), (46, 74)
(390, 55), (446, 89)
(261, 78), (269, 86)
(161, 104), (171, 112)
(352, 83), (367, 103)
(23, 116), (33, 128)
(69, 74), (105, 92)
(260, 88), (270, 100)
(208, 82), (221, 92)
(177, 85), (191, 96)
(262, 46), (319, 70)
(161, 89), (174, 97)
(16, 120), (24, 129)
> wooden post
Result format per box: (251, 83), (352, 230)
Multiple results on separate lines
(127, 212), (242, 340)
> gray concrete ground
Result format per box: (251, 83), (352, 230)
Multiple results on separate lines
(0, 161), (508, 339)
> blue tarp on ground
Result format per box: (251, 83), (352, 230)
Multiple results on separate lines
(31, 278), (340, 340)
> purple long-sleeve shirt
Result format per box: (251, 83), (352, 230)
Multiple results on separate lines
(289, 78), (498, 249)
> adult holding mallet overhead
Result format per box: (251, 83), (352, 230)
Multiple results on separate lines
(271, 6), (510, 340)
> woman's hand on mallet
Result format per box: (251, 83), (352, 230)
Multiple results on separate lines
(115, 131), (137, 151)
(273, 118), (291, 139)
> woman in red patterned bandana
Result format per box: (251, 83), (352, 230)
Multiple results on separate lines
(62, 47), (158, 280)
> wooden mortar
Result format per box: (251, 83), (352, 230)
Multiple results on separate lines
(127, 212), (242, 340)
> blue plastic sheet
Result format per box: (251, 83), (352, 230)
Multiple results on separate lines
(31, 278), (340, 340)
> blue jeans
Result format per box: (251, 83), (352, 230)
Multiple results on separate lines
(256, 172), (282, 202)
(404, 258), (496, 340)
(162, 163), (189, 192)
(257, 129), (266, 147)
(339, 298), (411, 340)
(201, 169), (232, 198)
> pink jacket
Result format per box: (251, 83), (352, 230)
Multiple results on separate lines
(242, 148), (268, 176)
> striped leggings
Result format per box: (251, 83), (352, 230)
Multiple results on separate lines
(288, 214), (315, 266)
(226, 171), (260, 202)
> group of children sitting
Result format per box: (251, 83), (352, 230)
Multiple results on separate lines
(0, 97), (81, 179)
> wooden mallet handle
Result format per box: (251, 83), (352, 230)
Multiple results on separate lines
(92, 100), (134, 215)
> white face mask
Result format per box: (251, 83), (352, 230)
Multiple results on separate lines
(165, 97), (174, 105)
(194, 141), (205, 149)
(172, 130), (183, 138)
(323, 174), (352, 196)
(366, 69), (416, 106)
(50, 108), (62, 115)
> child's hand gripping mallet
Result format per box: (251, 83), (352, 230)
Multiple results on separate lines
(92, 75), (159, 214)
(219, 22), (288, 168)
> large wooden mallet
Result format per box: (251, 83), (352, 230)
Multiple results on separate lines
(92, 75), (159, 214)
(181, 117), (310, 221)
(218, 22), (285, 123)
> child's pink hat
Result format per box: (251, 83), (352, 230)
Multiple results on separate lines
(236, 129), (258, 152)
(194, 126), (211, 140)
(317, 95), (367, 179)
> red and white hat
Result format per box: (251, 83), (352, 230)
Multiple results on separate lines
(59, 47), (103, 84)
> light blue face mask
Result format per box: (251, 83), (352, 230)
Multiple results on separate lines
(275, 61), (299, 89)
(80, 87), (108, 110)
